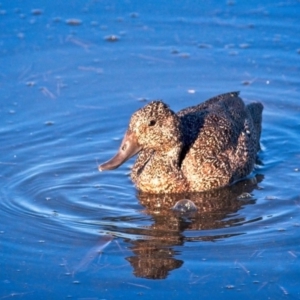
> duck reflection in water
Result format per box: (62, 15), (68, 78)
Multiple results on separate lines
(114, 175), (263, 279)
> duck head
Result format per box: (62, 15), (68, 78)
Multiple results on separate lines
(99, 100), (182, 171)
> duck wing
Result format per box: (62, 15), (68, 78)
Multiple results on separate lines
(177, 91), (240, 117)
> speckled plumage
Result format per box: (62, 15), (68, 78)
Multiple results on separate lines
(100, 92), (263, 194)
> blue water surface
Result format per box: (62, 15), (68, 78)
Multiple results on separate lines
(0, 0), (300, 299)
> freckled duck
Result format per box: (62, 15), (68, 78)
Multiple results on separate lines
(99, 92), (263, 194)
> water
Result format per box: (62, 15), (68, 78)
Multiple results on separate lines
(1, 0), (300, 299)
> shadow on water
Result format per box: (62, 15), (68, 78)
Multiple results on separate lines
(104, 175), (264, 279)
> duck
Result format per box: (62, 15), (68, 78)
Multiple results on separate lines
(99, 92), (263, 194)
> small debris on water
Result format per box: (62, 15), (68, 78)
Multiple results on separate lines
(239, 43), (250, 49)
(225, 285), (235, 289)
(53, 17), (61, 23)
(242, 81), (251, 85)
(104, 35), (120, 42)
(279, 285), (289, 295)
(198, 43), (212, 49)
(288, 251), (297, 258)
(44, 121), (54, 126)
(228, 50), (238, 56)
(66, 19), (82, 26)
(265, 195), (278, 200)
(171, 49), (179, 54)
(130, 12), (139, 18)
(31, 9), (43, 15)
(278, 228), (286, 232)
(178, 52), (190, 58)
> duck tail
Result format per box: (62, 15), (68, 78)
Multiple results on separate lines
(247, 102), (264, 151)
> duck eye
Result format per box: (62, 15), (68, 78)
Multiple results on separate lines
(148, 120), (156, 127)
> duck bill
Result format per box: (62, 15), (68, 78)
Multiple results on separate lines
(99, 130), (141, 171)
